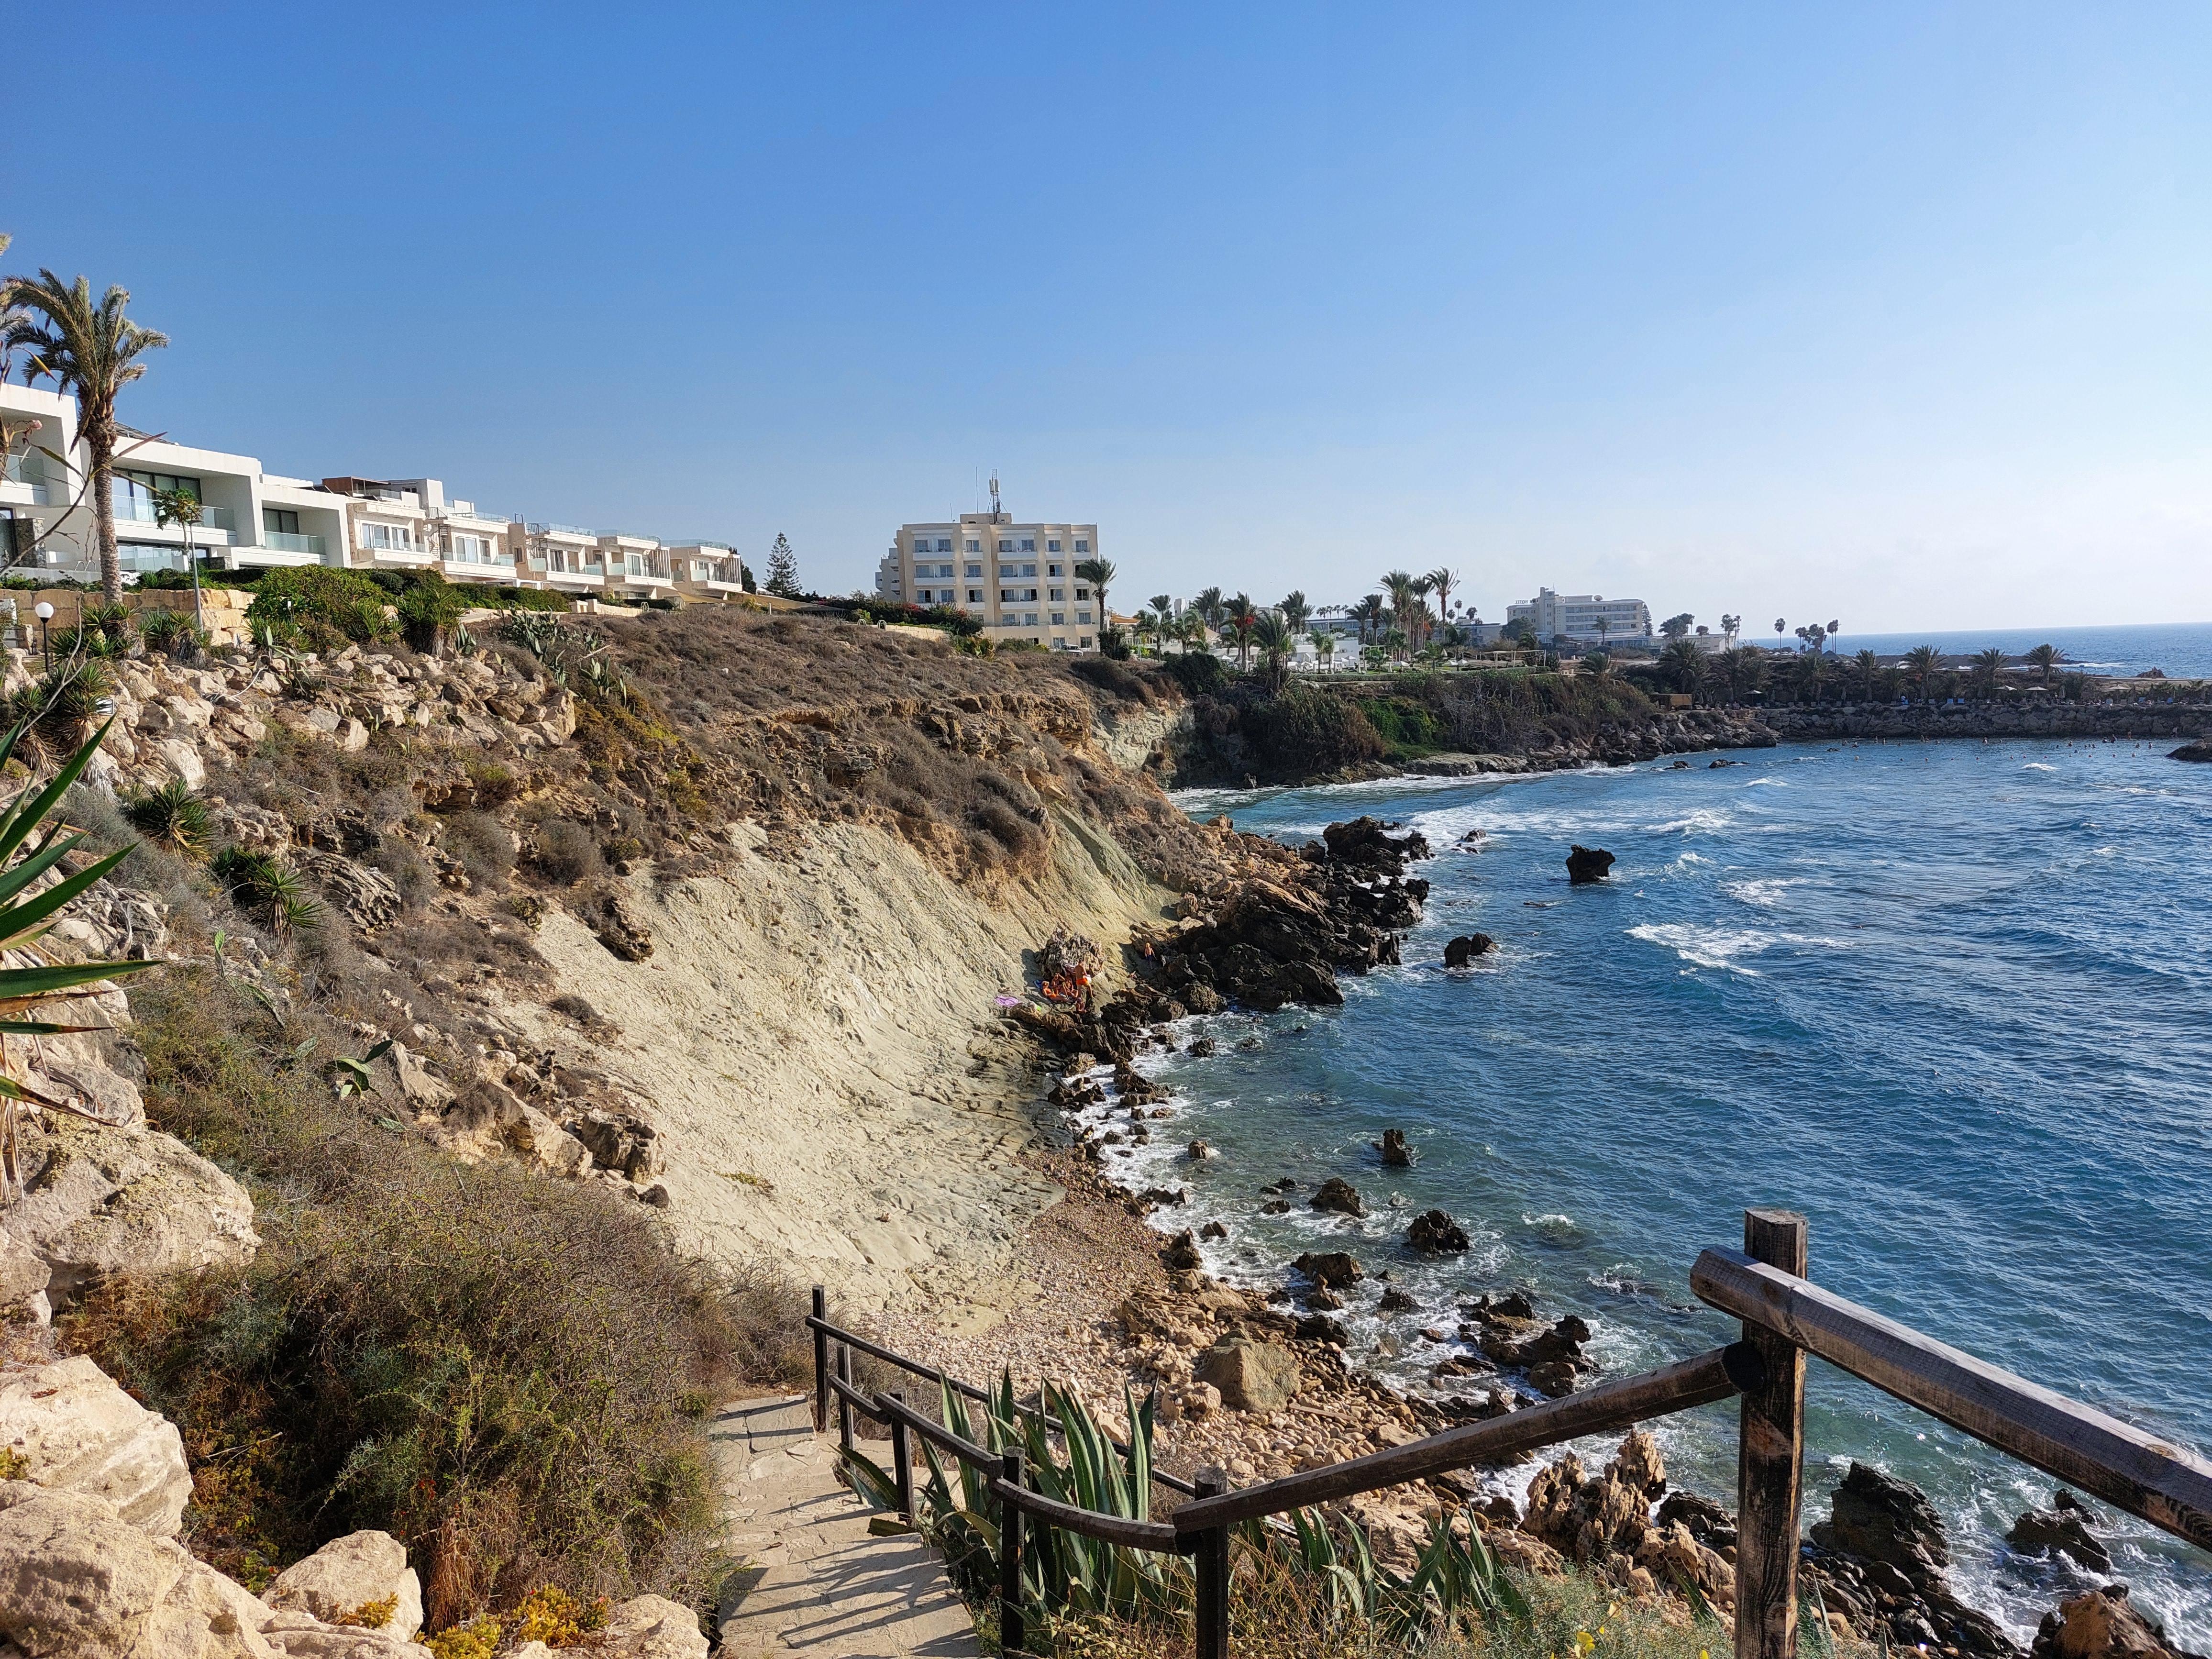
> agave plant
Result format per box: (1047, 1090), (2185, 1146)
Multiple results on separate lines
(0, 717), (157, 1198)
(122, 780), (211, 859)
(210, 846), (324, 936)
(1255, 1498), (1528, 1645)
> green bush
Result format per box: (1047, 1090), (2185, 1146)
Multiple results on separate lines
(1356, 697), (1442, 754)
(245, 567), (394, 646)
(211, 845), (325, 936)
(1242, 685), (1387, 776)
(1163, 652), (1229, 697)
(397, 572), (467, 653)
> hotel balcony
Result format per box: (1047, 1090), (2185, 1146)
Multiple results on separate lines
(263, 530), (327, 557)
(114, 497), (237, 531)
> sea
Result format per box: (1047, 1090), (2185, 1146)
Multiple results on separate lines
(1789, 622), (2212, 680)
(1102, 734), (2212, 1647)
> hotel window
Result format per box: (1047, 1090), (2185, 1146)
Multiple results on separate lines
(965, 539), (980, 552)
(964, 562), (982, 577)
(936, 563), (954, 577)
(1051, 612), (1065, 626)
(967, 588), (983, 603)
(1020, 538), (1035, 552)
(1023, 612), (1039, 627)
(1048, 563), (1062, 577)
(936, 538), (952, 552)
(1074, 539), (1089, 553)
(1047, 539), (1061, 553)
(1077, 609), (1093, 623)
(997, 540), (1012, 553)
(359, 522), (414, 551)
(118, 469), (205, 504)
(1074, 586), (1090, 600)
(1020, 562), (1036, 576)
(1049, 587), (1064, 602)
(264, 508), (300, 535)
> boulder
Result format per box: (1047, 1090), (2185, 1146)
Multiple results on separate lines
(1820, 1461), (1950, 1583)
(297, 852), (401, 936)
(1441, 934), (1494, 968)
(1309, 1177), (1364, 1217)
(0, 1356), (193, 1537)
(386, 1043), (454, 1113)
(1565, 845), (1615, 884)
(260, 1612), (426, 1657)
(5, 1114), (260, 1307)
(2008, 1492), (2112, 1573)
(596, 1593), (710, 1659)
(263, 1530), (423, 1641)
(1377, 1287), (1416, 1313)
(1406, 1209), (1470, 1254)
(0, 1227), (51, 1322)
(503, 1106), (594, 1179)
(2032, 1585), (2190, 1659)
(1373, 1128), (1414, 1167)
(2167, 741), (2212, 763)
(1161, 1230), (1205, 1271)
(1293, 1312), (1348, 1344)
(1194, 1336), (1302, 1412)
(1292, 1250), (1364, 1288)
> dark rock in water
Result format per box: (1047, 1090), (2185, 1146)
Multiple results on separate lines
(1527, 1360), (1579, 1397)
(1323, 816), (1432, 872)
(1161, 1229), (1205, 1270)
(1820, 1460), (1951, 1581)
(1462, 1291), (1536, 1324)
(1657, 1490), (1737, 1548)
(1377, 1286), (1417, 1313)
(2008, 1493), (2112, 1573)
(1566, 844), (1615, 883)
(1709, 758), (1743, 768)
(1478, 1314), (1593, 1373)
(1442, 933), (1495, 967)
(1186, 1139), (1215, 1160)
(1407, 1208), (1471, 1254)
(1186, 1036), (1217, 1057)
(1260, 1198), (1291, 1215)
(1198, 1219), (1228, 1240)
(1263, 1175), (1299, 1192)
(1293, 1250), (1364, 1288)
(1139, 1186), (1190, 1207)
(2169, 741), (2212, 762)
(1305, 1285), (1344, 1310)
(1294, 1312), (1349, 1344)
(1374, 1128), (1415, 1167)
(1310, 1176), (1365, 1216)
(2031, 1584), (2193, 1659)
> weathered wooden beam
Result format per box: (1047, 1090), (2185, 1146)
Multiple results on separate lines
(1732, 1209), (1808, 1659)
(1191, 1468), (1229, 1659)
(810, 1286), (829, 1432)
(1170, 1344), (1748, 1533)
(873, 1388), (995, 1469)
(987, 1476), (1188, 1551)
(1692, 1246), (2212, 1553)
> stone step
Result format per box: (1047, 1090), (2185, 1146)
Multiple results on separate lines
(712, 1394), (978, 1659)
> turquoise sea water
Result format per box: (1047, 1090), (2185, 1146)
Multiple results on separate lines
(1116, 738), (2211, 1645)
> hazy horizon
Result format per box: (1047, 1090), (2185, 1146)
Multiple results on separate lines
(11, 3), (2210, 630)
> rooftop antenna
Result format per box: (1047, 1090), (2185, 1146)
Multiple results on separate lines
(989, 472), (1001, 519)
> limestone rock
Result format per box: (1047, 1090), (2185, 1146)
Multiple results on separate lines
(2032, 1585), (2190, 1659)
(1406, 1209), (1470, 1254)
(2008, 1492), (2112, 1574)
(0, 1357), (193, 1537)
(0, 1227), (51, 1321)
(297, 853), (401, 936)
(597, 1593), (708, 1659)
(1194, 1336), (1301, 1412)
(504, 1106), (594, 1178)
(5, 1114), (260, 1307)
(1309, 1176), (1364, 1217)
(263, 1531), (422, 1641)
(386, 1043), (454, 1113)
(1292, 1250), (1363, 1288)
(1566, 845), (1615, 883)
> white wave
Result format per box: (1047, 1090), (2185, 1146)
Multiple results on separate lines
(2022, 762), (2058, 772)
(1644, 808), (1736, 834)
(1628, 921), (1853, 974)
(1725, 876), (1802, 909)
(1741, 776), (1789, 788)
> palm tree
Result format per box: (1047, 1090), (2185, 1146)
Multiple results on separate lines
(1250, 610), (1293, 692)
(1226, 608), (1259, 671)
(1351, 593), (1386, 647)
(1970, 647), (2006, 699)
(1, 270), (169, 603)
(1309, 629), (1336, 671)
(1182, 611), (1211, 654)
(1661, 637), (1703, 694)
(1382, 571), (1419, 642)
(2025, 642), (2061, 687)
(1582, 650), (1611, 679)
(1426, 568), (1457, 633)
(1853, 649), (1879, 701)
(1904, 645), (1942, 703)
(1193, 586), (1225, 635)
(1278, 589), (1312, 634)
(1075, 556), (1116, 627)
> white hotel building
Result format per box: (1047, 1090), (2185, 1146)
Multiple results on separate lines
(874, 489), (1102, 651)
(1506, 587), (1654, 646)
(0, 383), (749, 601)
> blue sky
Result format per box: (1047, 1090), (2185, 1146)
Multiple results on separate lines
(11, 3), (2210, 630)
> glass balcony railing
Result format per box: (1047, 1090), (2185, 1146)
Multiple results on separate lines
(114, 496), (235, 530)
(263, 530), (326, 556)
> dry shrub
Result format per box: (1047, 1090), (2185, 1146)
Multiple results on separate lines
(531, 819), (603, 885)
(442, 810), (515, 890)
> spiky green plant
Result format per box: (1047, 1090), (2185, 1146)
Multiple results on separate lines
(0, 715), (157, 1198)
(210, 846), (324, 937)
(122, 780), (211, 858)
(85, 602), (132, 648)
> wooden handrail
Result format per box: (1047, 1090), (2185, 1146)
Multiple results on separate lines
(807, 1311), (1200, 1497)
(874, 1386), (998, 1469)
(988, 1475), (1192, 1552)
(827, 1371), (884, 1419)
(1692, 1248), (2212, 1551)
(1170, 1344), (1753, 1533)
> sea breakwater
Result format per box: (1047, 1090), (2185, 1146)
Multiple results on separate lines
(1759, 701), (2210, 742)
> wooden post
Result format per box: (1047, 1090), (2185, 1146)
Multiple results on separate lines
(1192, 1466), (1229, 1659)
(836, 1344), (855, 1456)
(891, 1389), (915, 1523)
(1734, 1209), (1808, 1659)
(811, 1285), (829, 1431)
(999, 1449), (1026, 1659)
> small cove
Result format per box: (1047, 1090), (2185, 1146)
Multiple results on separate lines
(1096, 737), (2212, 1647)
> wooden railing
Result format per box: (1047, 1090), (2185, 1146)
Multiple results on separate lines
(809, 1207), (2212, 1659)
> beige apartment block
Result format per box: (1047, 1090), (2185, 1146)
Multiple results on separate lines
(876, 494), (1101, 651)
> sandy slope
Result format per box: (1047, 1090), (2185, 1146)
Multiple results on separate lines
(498, 807), (1172, 1324)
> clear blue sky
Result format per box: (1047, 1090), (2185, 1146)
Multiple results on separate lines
(11, 3), (2210, 631)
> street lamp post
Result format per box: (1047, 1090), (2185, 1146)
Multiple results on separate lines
(33, 601), (53, 672)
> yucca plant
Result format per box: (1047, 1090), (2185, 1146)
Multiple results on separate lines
(85, 602), (133, 649)
(0, 716), (157, 1198)
(137, 608), (187, 655)
(210, 845), (324, 936)
(122, 780), (211, 859)
(1253, 1500), (1529, 1646)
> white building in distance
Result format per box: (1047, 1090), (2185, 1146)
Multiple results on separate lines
(875, 478), (1100, 651)
(1506, 588), (1653, 645)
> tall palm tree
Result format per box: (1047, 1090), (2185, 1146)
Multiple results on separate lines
(1351, 593), (1386, 647)
(1250, 610), (1293, 692)
(1382, 571), (1419, 638)
(1, 270), (169, 603)
(1075, 556), (1116, 626)
(1148, 594), (1172, 650)
(2025, 642), (2061, 687)
(1426, 567), (1457, 631)
(1193, 586), (1225, 634)
(1854, 649), (1880, 701)
(1661, 637), (1703, 694)
(1970, 647), (2006, 699)
(1182, 611), (1210, 654)
(1226, 608), (1259, 671)
(1278, 589), (1312, 634)
(1904, 645), (1942, 703)
(1309, 629), (1336, 671)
